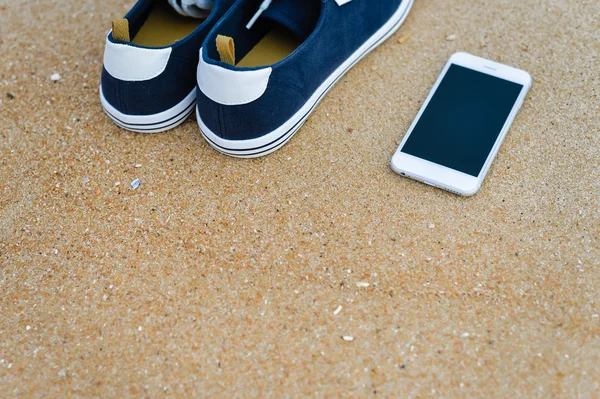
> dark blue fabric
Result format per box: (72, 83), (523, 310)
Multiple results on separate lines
(101, 55), (197, 115)
(198, 0), (404, 140)
(102, 0), (237, 116)
(262, 0), (321, 39)
(196, 76), (307, 139)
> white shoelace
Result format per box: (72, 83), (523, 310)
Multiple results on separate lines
(168, 0), (213, 18)
(246, 0), (352, 29)
(246, 0), (272, 29)
(169, 0), (273, 28)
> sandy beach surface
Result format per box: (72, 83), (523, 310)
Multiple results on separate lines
(1, 0), (599, 396)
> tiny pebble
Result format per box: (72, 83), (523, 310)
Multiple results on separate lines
(138, 326), (142, 331)
(26, 325), (31, 331)
(333, 305), (343, 316)
(102, 294), (108, 301)
(82, 177), (90, 184)
(356, 282), (370, 288)
(58, 370), (66, 378)
(446, 34), (456, 41)
(398, 33), (412, 44)
(428, 223), (435, 229)
(131, 179), (141, 190)
(134, 164), (142, 168)
(50, 73), (61, 81)
(342, 336), (354, 341)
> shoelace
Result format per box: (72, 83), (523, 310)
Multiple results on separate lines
(246, 0), (273, 29)
(168, 0), (213, 18)
(169, 0), (275, 28)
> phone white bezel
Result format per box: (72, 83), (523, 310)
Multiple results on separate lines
(391, 52), (532, 196)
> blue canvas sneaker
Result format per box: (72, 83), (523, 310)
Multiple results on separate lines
(100, 0), (235, 133)
(195, 0), (414, 157)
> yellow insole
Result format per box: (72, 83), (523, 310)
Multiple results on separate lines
(236, 28), (301, 68)
(132, 2), (202, 47)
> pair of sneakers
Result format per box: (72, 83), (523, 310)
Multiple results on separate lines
(100, 0), (414, 158)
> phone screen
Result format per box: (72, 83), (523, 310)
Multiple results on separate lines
(401, 64), (524, 177)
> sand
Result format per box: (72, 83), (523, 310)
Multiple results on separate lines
(1, 0), (599, 397)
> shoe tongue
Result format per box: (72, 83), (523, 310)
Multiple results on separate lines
(168, 0), (213, 18)
(261, 0), (319, 39)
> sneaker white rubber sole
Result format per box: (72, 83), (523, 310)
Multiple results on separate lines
(197, 0), (414, 158)
(100, 87), (196, 133)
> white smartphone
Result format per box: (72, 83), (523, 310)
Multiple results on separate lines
(391, 52), (532, 196)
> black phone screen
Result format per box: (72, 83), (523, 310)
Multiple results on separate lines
(401, 64), (523, 177)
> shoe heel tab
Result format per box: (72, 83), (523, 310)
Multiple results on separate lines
(197, 48), (272, 106)
(104, 36), (172, 82)
(111, 19), (131, 42)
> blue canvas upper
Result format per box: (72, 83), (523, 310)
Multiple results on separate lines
(101, 0), (236, 116)
(197, 0), (405, 140)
